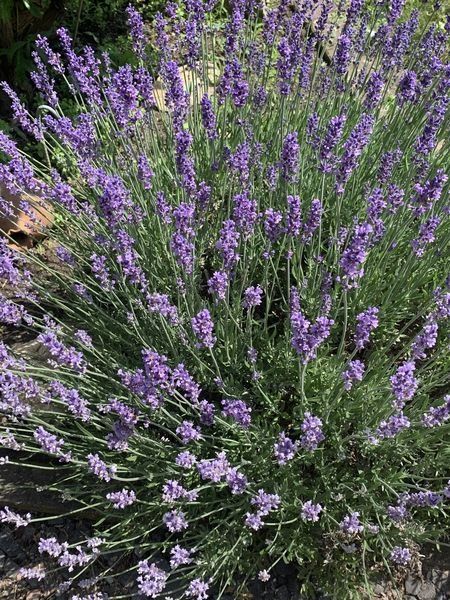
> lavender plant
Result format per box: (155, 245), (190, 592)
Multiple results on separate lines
(0, 0), (449, 598)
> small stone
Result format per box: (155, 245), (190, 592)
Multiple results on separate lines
(405, 575), (422, 596)
(428, 569), (449, 587)
(373, 583), (386, 595)
(417, 582), (437, 600)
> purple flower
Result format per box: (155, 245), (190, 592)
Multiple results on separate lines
(412, 170), (448, 216)
(163, 509), (188, 532)
(286, 195), (301, 236)
(274, 432), (298, 465)
(387, 183), (405, 213)
(33, 426), (71, 462)
(137, 154), (154, 190)
(229, 141), (251, 184)
(87, 453), (117, 482)
(37, 329), (86, 373)
(216, 219), (240, 271)
(217, 57), (248, 108)
(421, 395), (450, 428)
(319, 114), (346, 172)
(251, 489), (281, 516)
(243, 285), (263, 308)
(226, 467), (248, 494)
(387, 504), (410, 523)
(126, 5), (147, 60)
(74, 329), (92, 347)
(161, 60), (188, 124)
(221, 398), (251, 428)
(106, 488), (136, 509)
(336, 114), (374, 193)
(175, 129), (197, 193)
(197, 452), (230, 482)
(302, 199), (323, 243)
(208, 271), (228, 301)
(155, 191), (172, 223)
(414, 95), (449, 158)
(147, 292), (179, 326)
(200, 94), (218, 140)
(115, 229), (146, 286)
(245, 512), (264, 530)
(367, 187), (387, 240)
(0, 506), (31, 528)
(364, 71), (384, 110)
(186, 578), (209, 599)
(412, 318), (438, 360)
(232, 192), (258, 237)
(191, 309), (216, 349)
(376, 412), (410, 439)
(137, 561), (168, 598)
(170, 545), (194, 569)
(412, 217), (440, 257)
(300, 412), (325, 451)
(334, 33), (352, 77)
(301, 501), (323, 522)
(264, 208), (284, 243)
(176, 420), (201, 444)
(0, 297), (32, 326)
(390, 361), (418, 410)
(280, 132), (300, 182)
(48, 381), (91, 422)
(199, 399), (215, 426)
(378, 149), (403, 184)
(38, 537), (67, 557)
(1, 82), (43, 140)
(176, 450), (197, 469)
(171, 232), (194, 274)
(339, 222), (373, 286)
(398, 70), (419, 104)
(342, 360), (365, 390)
(355, 307), (379, 349)
(290, 288), (334, 363)
(340, 511), (363, 534)
(18, 566), (46, 581)
(390, 546), (411, 566)
(171, 363), (201, 404)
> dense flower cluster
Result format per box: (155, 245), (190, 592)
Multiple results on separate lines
(0, 0), (449, 598)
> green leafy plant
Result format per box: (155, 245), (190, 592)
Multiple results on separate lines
(0, 1), (449, 599)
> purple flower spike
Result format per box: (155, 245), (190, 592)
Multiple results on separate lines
(390, 361), (418, 410)
(301, 501), (323, 522)
(221, 398), (251, 428)
(300, 412), (325, 451)
(390, 546), (411, 565)
(355, 307), (379, 349)
(163, 509), (188, 532)
(208, 270), (228, 301)
(187, 578), (209, 599)
(176, 420), (201, 444)
(280, 132), (300, 182)
(243, 285), (263, 308)
(191, 309), (216, 349)
(0, 506), (31, 528)
(340, 511), (363, 534)
(274, 432), (298, 465)
(106, 488), (136, 509)
(342, 360), (365, 391)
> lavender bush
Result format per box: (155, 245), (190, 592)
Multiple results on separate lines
(0, 0), (449, 598)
